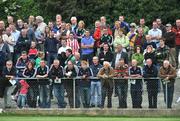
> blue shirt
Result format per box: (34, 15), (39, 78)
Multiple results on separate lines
(81, 36), (94, 55)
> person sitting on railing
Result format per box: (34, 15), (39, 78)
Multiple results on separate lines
(22, 61), (37, 108)
(89, 56), (103, 108)
(159, 60), (176, 108)
(16, 51), (30, 77)
(143, 58), (158, 108)
(129, 59), (143, 108)
(97, 61), (114, 108)
(64, 60), (79, 108)
(36, 60), (50, 108)
(48, 59), (66, 108)
(78, 60), (93, 108)
(114, 58), (128, 108)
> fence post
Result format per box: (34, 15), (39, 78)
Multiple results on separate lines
(73, 78), (76, 108)
(165, 82), (168, 109)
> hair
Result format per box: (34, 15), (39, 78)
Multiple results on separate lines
(21, 51), (27, 55)
(26, 61), (35, 68)
(66, 48), (72, 54)
(78, 20), (85, 28)
(37, 51), (45, 58)
(81, 60), (88, 65)
(134, 46), (143, 53)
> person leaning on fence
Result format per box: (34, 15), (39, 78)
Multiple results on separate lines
(64, 60), (80, 108)
(143, 58), (158, 108)
(36, 60), (50, 108)
(2, 60), (16, 108)
(22, 61), (37, 108)
(97, 61), (114, 108)
(89, 56), (103, 108)
(78, 60), (93, 108)
(159, 60), (176, 108)
(114, 58), (128, 108)
(48, 59), (66, 108)
(129, 59), (143, 108)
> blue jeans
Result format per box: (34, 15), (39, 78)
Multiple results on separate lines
(80, 87), (90, 108)
(90, 81), (101, 106)
(39, 85), (51, 108)
(53, 84), (66, 108)
(17, 94), (27, 108)
(46, 52), (57, 67)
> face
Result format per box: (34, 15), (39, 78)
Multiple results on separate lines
(103, 29), (108, 35)
(118, 30), (123, 36)
(153, 22), (158, 29)
(45, 26), (50, 33)
(61, 40), (67, 46)
(119, 60), (125, 66)
(100, 17), (106, 24)
(146, 59), (152, 66)
(66, 50), (70, 57)
(0, 21), (5, 28)
(27, 63), (33, 69)
(159, 39), (165, 46)
(131, 60), (137, 67)
(115, 22), (120, 28)
(53, 60), (60, 68)
(163, 61), (169, 68)
(71, 18), (77, 25)
(136, 47), (141, 53)
(21, 53), (28, 60)
(69, 34), (74, 39)
(56, 15), (62, 22)
(116, 45), (122, 52)
(176, 20), (180, 27)
(156, 19), (161, 25)
(23, 23), (28, 29)
(103, 44), (109, 51)
(6, 27), (11, 34)
(67, 61), (73, 69)
(147, 46), (152, 52)
(48, 22), (54, 28)
(166, 26), (171, 31)
(81, 62), (87, 69)
(95, 21), (100, 28)
(140, 19), (145, 25)
(31, 42), (36, 48)
(7, 16), (13, 24)
(146, 35), (151, 41)
(138, 28), (143, 34)
(40, 61), (46, 67)
(119, 16), (124, 22)
(29, 16), (34, 23)
(6, 62), (13, 69)
(17, 20), (23, 26)
(104, 62), (110, 69)
(92, 57), (98, 65)
(85, 31), (90, 37)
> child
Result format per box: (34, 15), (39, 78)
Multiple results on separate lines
(17, 80), (29, 108)
(35, 51), (45, 68)
(28, 41), (38, 60)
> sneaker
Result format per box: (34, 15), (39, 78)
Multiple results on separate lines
(176, 97), (180, 103)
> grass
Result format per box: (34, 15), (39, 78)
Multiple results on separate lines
(0, 116), (180, 121)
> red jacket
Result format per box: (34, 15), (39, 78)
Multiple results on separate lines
(172, 27), (180, 46)
(19, 80), (29, 94)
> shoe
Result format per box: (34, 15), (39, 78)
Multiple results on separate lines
(176, 97), (180, 103)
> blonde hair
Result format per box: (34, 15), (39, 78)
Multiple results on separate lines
(78, 20), (85, 28)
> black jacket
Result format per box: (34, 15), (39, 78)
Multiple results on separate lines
(112, 51), (128, 68)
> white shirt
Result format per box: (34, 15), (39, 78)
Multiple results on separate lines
(2, 34), (15, 53)
(58, 46), (71, 54)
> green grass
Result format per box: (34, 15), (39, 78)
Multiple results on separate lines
(0, 116), (180, 121)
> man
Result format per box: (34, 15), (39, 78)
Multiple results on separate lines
(172, 19), (180, 68)
(164, 23), (176, 67)
(114, 58), (128, 108)
(36, 60), (50, 108)
(159, 60), (176, 108)
(90, 56), (102, 108)
(2, 60), (16, 108)
(112, 44), (128, 68)
(64, 60), (79, 108)
(129, 59), (143, 108)
(143, 34), (156, 51)
(44, 31), (58, 67)
(148, 21), (162, 48)
(98, 43), (114, 65)
(65, 49), (76, 65)
(119, 16), (130, 35)
(70, 16), (78, 34)
(156, 18), (166, 36)
(143, 59), (158, 108)
(48, 59), (66, 108)
(97, 61), (114, 108)
(81, 30), (94, 65)
(138, 18), (149, 35)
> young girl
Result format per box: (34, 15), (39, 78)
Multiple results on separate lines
(17, 79), (29, 108)
(35, 51), (45, 68)
(28, 41), (38, 60)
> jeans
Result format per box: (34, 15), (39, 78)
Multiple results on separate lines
(39, 85), (51, 108)
(130, 80), (143, 108)
(80, 86), (91, 108)
(176, 45), (180, 68)
(116, 81), (128, 108)
(4, 86), (16, 108)
(53, 84), (66, 108)
(162, 82), (174, 108)
(101, 86), (113, 108)
(17, 94), (27, 108)
(90, 81), (101, 106)
(46, 52), (57, 67)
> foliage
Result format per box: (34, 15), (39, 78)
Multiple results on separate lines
(0, 0), (180, 27)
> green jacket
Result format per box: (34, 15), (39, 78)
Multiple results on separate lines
(132, 53), (144, 67)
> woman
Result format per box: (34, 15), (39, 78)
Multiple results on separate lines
(132, 46), (144, 67)
(76, 20), (85, 46)
(22, 61), (37, 108)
